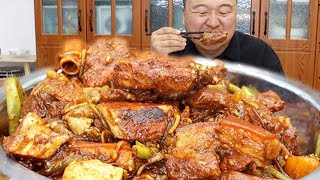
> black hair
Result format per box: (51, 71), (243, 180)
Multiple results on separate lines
(183, 0), (237, 7)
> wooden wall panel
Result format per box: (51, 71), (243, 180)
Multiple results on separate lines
(314, 49), (320, 91)
(36, 45), (63, 68)
(313, 0), (320, 91)
(276, 51), (315, 88)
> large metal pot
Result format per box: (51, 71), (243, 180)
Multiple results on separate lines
(0, 59), (319, 180)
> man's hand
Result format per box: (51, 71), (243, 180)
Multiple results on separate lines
(150, 27), (187, 55)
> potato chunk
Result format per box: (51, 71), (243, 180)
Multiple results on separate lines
(63, 159), (124, 180)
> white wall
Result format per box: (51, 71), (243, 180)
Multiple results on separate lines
(0, 0), (36, 55)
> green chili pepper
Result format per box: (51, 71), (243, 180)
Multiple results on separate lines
(5, 77), (27, 135)
(315, 134), (320, 158)
(208, 84), (224, 89)
(268, 165), (293, 180)
(132, 141), (152, 159)
(227, 83), (242, 94)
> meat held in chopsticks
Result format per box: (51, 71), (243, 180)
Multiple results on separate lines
(200, 31), (228, 46)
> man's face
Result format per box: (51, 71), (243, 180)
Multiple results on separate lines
(183, 0), (237, 50)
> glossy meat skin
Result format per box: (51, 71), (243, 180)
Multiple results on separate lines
(21, 71), (86, 119)
(165, 119), (282, 178)
(166, 122), (221, 179)
(218, 148), (254, 172)
(186, 86), (231, 110)
(82, 65), (113, 87)
(35, 70), (86, 103)
(3, 113), (70, 159)
(99, 87), (158, 103)
(216, 115), (282, 166)
(68, 141), (135, 172)
(227, 94), (298, 154)
(83, 40), (227, 100)
(85, 39), (131, 67)
(172, 122), (219, 152)
(254, 90), (285, 112)
(112, 54), (227, 100)
(166, 152), (221, 180)
(168, 113), (282, 172)
(21, 90), (66, 119)
(97, 102), (179, 142)
(82, 39), (132, 87)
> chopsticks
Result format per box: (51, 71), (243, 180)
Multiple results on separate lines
(146, 31), (205, 36)
(145, 31), (227, 40)
(180, 31), (205, 35)
(181, 32), (204, 39)
(182, 36), (201, 39)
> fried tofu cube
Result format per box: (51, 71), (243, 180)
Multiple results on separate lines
(62, 159), (124, 180)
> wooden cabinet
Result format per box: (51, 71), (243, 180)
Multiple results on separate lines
(35, 0), (86, 68)
(314, 0), (320, 91)
(36, 43), (64, 67)
(35, 0), (141, 68)
(85, 0), (141, 48)
(315, 44), (320, 91)
(236, 0), (318, 89)
(259, 0), (318, 88)
(34, 0), (86, 43)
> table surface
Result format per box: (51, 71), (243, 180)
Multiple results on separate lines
(0, 55), (36, 63)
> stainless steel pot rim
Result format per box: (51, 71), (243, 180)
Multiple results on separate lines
(196, 57), (320, 110)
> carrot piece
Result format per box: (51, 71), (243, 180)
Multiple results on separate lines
(284, 155), (320, 179)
